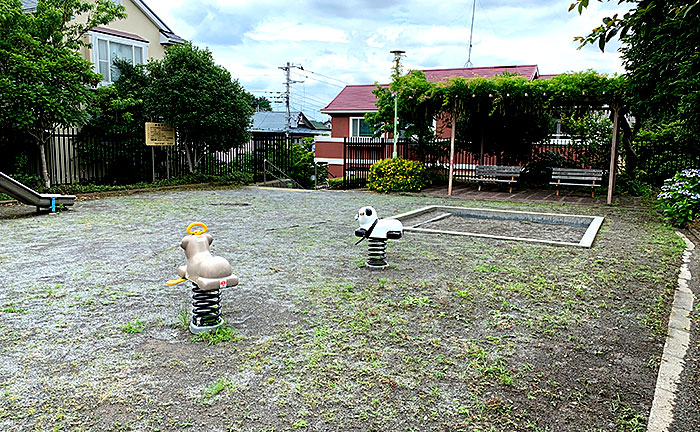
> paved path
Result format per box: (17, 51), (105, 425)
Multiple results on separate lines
(420, 184), (644, 207)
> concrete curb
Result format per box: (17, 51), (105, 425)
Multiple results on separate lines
(647, 232), (696, 431)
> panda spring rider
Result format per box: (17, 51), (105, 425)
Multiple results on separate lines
(355, 206), (403, 269)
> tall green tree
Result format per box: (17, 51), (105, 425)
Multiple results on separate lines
(0, 0), (126, 187)
(145, 42), (254, 172)
(78, 60), (150, 183)
(571, 0), (700, 176)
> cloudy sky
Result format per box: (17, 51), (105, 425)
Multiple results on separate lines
(145, 0), (630, 121)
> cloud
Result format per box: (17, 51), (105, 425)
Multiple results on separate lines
(174, 1), (259, 45)
(247, 21), (348, 43)
(142, 0), (631, 120)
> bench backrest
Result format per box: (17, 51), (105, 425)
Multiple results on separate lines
(475, 165), (521, 178)
(551, 167), (603, 181)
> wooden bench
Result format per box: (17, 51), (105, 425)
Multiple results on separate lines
(550, 167), (604, 197)
(474, 165), (522, 193)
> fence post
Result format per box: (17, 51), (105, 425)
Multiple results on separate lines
(448, 107), (456, 196)
(607, 106), (620, 205)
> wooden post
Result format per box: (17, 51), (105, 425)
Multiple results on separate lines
(448, 107), (456, 196)
(479, 133), (484, 165)
(607, 107), (620, 205)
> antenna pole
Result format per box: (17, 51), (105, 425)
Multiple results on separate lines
(466, 0), (476, 67)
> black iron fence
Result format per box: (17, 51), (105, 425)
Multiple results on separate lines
(342, 136), (609, 188)
(636, 139), (700, 186)
(343, 137), (413, 188)
(26, 130), (303, 186)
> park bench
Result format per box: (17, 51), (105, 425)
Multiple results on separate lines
(550, 167), (604, 197)
(474, 165), (522, 193)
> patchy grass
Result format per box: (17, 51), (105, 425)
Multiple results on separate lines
(0, 188), (685, 432)
(191, 324), (243, 345)
(119, 319), (145, 334)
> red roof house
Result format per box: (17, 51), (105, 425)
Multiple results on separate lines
(315, 64), (543, 178)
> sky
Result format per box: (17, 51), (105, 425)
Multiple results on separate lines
(144, 0), (630, 121)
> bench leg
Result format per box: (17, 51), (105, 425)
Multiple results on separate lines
(509, 176), (513, 193)
(591, 180), (596, 198)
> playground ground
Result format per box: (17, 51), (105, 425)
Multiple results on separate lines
(0, 186), (697, 431)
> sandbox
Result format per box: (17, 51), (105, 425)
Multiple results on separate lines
(392, 205), (604, 247)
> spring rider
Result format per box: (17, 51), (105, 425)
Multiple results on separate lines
(167, 222), (238, 334)
(355, 206), (403, 269)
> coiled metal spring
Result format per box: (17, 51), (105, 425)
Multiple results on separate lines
(191, 284), (222, 328)
(366, 237), (388, 268)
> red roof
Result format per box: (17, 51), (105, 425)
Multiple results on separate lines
(322, 84), (389, 112)
(322, 65), (540, 113)
(422, 65), (539, 82)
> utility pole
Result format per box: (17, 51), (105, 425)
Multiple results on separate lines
(390, 50), (405, 159)
(278, 62), (304, 134)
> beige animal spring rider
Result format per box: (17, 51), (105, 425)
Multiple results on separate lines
(167, 222), (238, 334)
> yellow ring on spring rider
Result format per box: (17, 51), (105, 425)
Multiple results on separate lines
(186, 222), (208, 235)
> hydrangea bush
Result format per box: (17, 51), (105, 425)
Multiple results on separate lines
(368, 158), (430, 193)
(657, 169), (700, 227)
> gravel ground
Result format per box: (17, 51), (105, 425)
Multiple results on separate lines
(0, 186), (688, 431)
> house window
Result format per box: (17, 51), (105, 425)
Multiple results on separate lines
(92, 34), (147, 84)
(350, 117), (372, 137)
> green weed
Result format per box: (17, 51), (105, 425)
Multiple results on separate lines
(120, 319), (145, 334)
(191, 324), (243, 345)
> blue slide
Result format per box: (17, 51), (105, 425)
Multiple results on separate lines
(0, 171), (75, 212)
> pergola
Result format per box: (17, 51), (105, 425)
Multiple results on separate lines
(445, 103), (625, 205)
(376, 71), (630, 205)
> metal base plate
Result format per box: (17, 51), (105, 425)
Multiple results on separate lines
(189, 319), (223, 334)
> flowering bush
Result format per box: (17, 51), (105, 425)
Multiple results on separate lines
(368, 158), (430, 193)
(657, 169), (700, 227)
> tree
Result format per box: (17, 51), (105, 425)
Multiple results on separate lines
(250, 96), (272, 112)
(571, 0), (700, 177)
(78, 60), (151, 183)
(0, 0), (126, 188)
(145, 43), (254, 173)
(366, 71), (447, 164)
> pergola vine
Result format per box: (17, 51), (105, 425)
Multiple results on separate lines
(366, 70), (631, 204)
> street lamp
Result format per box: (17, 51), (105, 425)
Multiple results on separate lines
(390, 50), (405, 159)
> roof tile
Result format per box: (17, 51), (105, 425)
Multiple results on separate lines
(322, 65), (541, 112)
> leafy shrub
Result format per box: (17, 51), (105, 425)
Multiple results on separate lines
(657, 169), (700, 227)
(327, 177), (345, 189)
(615, 171), (653, 197)
(521, 150), (568, 186)
(44, 172), (251, 195)
(368, 158), (429, 193)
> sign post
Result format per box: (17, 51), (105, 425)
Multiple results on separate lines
(145, 122), (175, 182)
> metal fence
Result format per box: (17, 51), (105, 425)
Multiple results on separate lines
(343, 137), (413, 188)
(636, 140), (700, 185)
(342, 136), (608, 188)
(40, 130), (303, 185)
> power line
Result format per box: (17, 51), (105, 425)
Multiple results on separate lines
(290, 98), (326, 110)
(301, 69), (349, 85)
(290, 91), (330, 106)
(293, 71), (346, 89)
